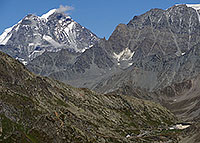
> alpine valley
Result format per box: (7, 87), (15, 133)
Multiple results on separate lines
(1, 3), (200, 143)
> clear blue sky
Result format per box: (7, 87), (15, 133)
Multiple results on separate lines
(1, 0), (200, 39)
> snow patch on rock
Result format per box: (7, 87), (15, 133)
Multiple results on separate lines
(43, 35), (61, 47)
(169, 123), (191, 130)
(16, 57), (28, 65)
(28, 49), (46, 61)
(181, 52), (186, 56)
(113, 48), (135, 61)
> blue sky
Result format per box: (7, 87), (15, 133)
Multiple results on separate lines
(1, 0), (200, 39)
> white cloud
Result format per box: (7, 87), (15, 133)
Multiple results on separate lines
(56, 5), (74, 14)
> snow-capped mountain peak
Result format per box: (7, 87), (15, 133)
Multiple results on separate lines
(0, 19), (22, 45)
(0, 27), (13, 45)
(0, 8), (99, 64)
(40, 9), (57, 19)
(186, 4), (200, 10)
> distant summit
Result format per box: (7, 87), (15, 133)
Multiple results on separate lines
(0, 8), (99, 64)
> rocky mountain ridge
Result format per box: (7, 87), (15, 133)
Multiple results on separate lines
(25, 4), (200, 91)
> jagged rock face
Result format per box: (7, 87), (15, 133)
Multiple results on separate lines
(109, 4), (200, 58)
(26, 49), (80, 76)
(0, 10), (99, 64)
(46, 12), (97, 52)
(0, 51), (178, 143)
(93, 43), (200, 93)
(93, 4), (200, 92)
(38, 43), (116, 88)
(26, 37), (119, 89)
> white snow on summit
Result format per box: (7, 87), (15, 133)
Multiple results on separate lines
(186, 4), (200, 10)
(186, 4), (200, 22)
(0, 20), (22, 45)
(0, 27), (13, 45)
(0, 7), (98, 65)
(40, 9), (57, 19)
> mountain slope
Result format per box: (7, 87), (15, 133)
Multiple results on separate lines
(0, 51), (181, 142)
(94, 44), (200, 124)
(27, 40), (118, 88)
